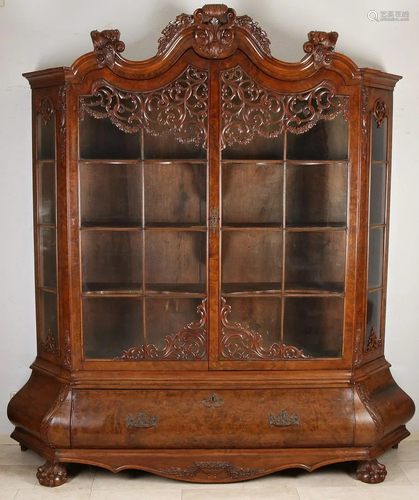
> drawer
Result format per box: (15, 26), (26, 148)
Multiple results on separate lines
(71, 388), (354, 449)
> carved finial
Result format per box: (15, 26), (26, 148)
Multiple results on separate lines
(91, 29), (125, 68)
(193, 4), (237, 58)
(303, 31), (338, 69)
(373, 98), (387, 128)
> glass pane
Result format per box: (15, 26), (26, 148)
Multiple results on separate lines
(40, 290), (58, 349)
(37, 114), (55, 160)
(222, 163), (283, 226)
(39, 227), (57, 289)
(146, 298), (206, 356)
(82, 231), (142, 293)
(222, 135), (284, 160)
(83, 297), (143, 359)
(284, 297), (343, 357)
(80, 115), (141, 160)
(286, 163), (347, 227)
(221, 297), (281, 352)
(370, 163), (386, 226)
(80, 163), (142, 227)
(366, 289), (382, 347)
(145, 231), (206, 293)
(222, 231), (282, 293)
(372, 117), (387, 161)
(286, 114), (348, 161)
(144, 163), (206, 225)
(38, 162), (56, 225)
(368, 227), (384, 289)
(144, 133), (206, 160)
(285, 231), (346, 293)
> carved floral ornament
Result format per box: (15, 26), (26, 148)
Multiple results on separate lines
(373, 98), (387, 128)
(39, 96), (54, 124)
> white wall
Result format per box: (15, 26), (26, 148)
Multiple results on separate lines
(0, 0), (418, 435)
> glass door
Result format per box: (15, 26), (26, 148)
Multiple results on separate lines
(218, 66), (349, 364)
(78, 66), (209, 364)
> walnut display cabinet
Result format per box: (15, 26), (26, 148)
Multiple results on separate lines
(8, 4), (415, 487)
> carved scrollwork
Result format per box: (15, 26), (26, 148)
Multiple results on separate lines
(193, 4), (236, 58)
(268, 410), (300, 427)
(220, 298), (311, 360)
(58, 86), (66, 162)
(40, 385), (70, 448)
(63, 329), (71, 370)
(356, 382), (385, 443)
(42, 329), (59, 355)
(80, 65), (208, 147)
(365, 327), (382, 353)
(354, 331), (363, 367)
(221, 66), (349, 148)
(116, 299), (207, 361)
(39, 96), (54, 124)
(361, 86), (370, 163)
(90, 29), (125, 68)
(373, 98), (387, 128)
(157, 6), (271, 59)
(303, 31), (339, 70)
(159, 461), (266, 479)
(126, 412), (158, 429)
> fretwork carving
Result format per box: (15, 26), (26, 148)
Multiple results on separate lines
(221, 66), (348, 148)
(79, 66), (208, 148)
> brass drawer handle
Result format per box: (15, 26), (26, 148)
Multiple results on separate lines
(126, 412), (158, 428)
(202, 393), (224, 409)
(268, 410), (299, 427)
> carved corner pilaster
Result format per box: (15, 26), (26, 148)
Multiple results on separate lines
(39, 385), (70, 448)
(37, 461), (68, 487)
(355, 383), (385, 444)
(90, 29), (125, 68)
(356, 459), (387, 484)
(303, 31), (339, 69)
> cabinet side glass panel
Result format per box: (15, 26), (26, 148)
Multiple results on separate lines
(36, 112), (58, 352)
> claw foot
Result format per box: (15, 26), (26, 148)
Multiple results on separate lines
(36, 461), (68, 487)
(356, 459), (387, 484)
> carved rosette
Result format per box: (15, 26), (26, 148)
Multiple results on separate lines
(39, 96), (54, 124)
(159, 462), (266, 480)
(80, 65), (208, 147)
(221, 66), (349, 148)
(303, 31), (339, 70)
(373, 98), (387, 128)
(357, 459), (387, 484)
(41, 329), (59, 355)
(37, 461), (68, 487)
(116, 299), (207, 361)
(366, 327), (382, 353)
(90, 29), (125, 68)
(157, 5), (271, 59)
(220, 298), (311, 360)
(356, 383), (385, 444)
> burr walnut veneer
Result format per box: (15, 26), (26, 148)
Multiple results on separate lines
(8, 4), (415, 487)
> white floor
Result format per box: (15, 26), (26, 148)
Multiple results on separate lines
(0, 441), (418, 500)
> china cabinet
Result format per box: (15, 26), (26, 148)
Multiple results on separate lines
(8, 4), (415, 487)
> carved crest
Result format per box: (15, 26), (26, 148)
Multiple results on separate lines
(303, 31), (339, 69)
(80, 66), (208, 148)
(116, 299), (207, 361)
(373, 98), (387, 128)
(157, 5), (271, 59)
(90, 29), (125, 68)
(220, 298), (311, 360)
